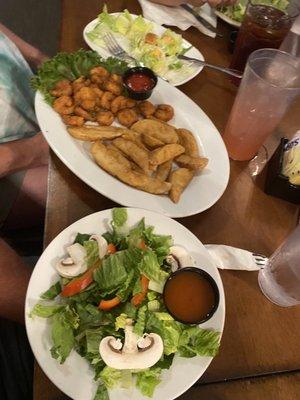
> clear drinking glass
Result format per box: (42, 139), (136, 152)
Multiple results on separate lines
(258, 224), (300, 307)
(223, 49), (300, 162)
(230, 0), (296, 76)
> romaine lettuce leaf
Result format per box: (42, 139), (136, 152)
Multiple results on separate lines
(135, 367), (161, 397)
(74, 233), (91, 245)
(94, 384), (109, 400)
(143, 226), (172, 263)
(83, 240), (99, 267)
(30, 303), (64, 318)
(178, 326), (220, 358)
(100, 367), (122, 389)
(138, 249), (169, 284)
(115, 313), (128, 331)
(146, 312), (181, 355)
(133, 305), (147, 336)
(40, 281), (61, 300)
(94, 251), (128, 290)
(112, 208), (128, 228)
(116, 269), (136, 302)
(50, 307), (78, 363)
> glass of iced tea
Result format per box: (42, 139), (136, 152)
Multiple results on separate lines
(258, 224), (300, 307)
(223, 48), (300, 162)
(230, 0), (297, 75)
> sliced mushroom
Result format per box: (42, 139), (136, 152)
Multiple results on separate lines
(108, 338), (123, 353)
(99, 320), (163, 369)
(56, 243), (87, 278)
(166, 245), (195, 271)
(89, 235), (108, 259)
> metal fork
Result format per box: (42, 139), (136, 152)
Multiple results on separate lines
(252, 253), (268, 268)
(178, 54), (243, 79)
(102, 32), (137, 64)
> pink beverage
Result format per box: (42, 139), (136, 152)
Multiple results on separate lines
(223, 82), (288, 161)
(223, 49), (300, 161)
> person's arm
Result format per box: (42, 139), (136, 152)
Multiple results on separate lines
(0, 239), (32, 324)
(0, 22), (48, 67)
(0, 133), (49, 178)
(149, 0), (236, 7)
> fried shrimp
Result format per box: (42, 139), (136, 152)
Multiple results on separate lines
(72, 77), (87, 93)
(53, 96), (74, 115)
(74, 106), (94, 121)
(90, 66), (110, 79)
(117, 108), (139, 127)
(138, 101), (156, 118)
(103, 80), (123, 96)
(50, 80), (72, 97)
(154, 104), (174, 122)
(62, 115), (84, 126)
(110, 96), (128, 114)
(96, 111), (114, 126)
(100, 91), (115, 110)
(110, 73), (122, 84)
(74, 87), (97, 111)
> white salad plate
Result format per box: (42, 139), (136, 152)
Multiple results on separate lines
(83, 13), (205, 86)
(35, 77), (229, 218)
(25, 208), (225, 400)
(215, 11), (241, 28)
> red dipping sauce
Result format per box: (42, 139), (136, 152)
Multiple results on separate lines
(125, 73), (155, 92)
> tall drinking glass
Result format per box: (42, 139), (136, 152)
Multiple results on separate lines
(230, 0), (296, 75)
(223, 49), (300, 162)
(258, 224), (300, 307)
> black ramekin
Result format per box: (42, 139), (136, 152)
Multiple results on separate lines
(122, 66), (157, 100)
(163, 267), (220, 325)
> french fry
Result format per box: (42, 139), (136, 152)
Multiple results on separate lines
(91, 141), (171, 194)
(131, 119), (178, 144)
(67, 126), (123, 141)
(113, 137), (150, 175)
(154, 160), (173, 181)
(175, 155), (208, 171)
(142, 133), (164, 148)
(168, 168), (194, 203)
(177, 128), (199, 157)
(150, 144), (185, 167)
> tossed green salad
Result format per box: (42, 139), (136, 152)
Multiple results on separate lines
(219, 0), (289, 23)
(86, 7), (195, 84)
(30, 208), (220, 400)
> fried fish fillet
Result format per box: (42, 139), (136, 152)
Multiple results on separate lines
(177, 128), (199, 157)
(154, 160), (173, 181)
(67, 125), (124, 141)
(121, 129), (148, 151)
(131, 119), (178, 144)
(175, 154), (208, 171)
(168, 168), (194, 203)
(105, 144), (132, 170)
(113, 137), (150, 175)
(150, 144), (185, 167)
(142, 133), (164, 149)
(91, 141), (171, 194)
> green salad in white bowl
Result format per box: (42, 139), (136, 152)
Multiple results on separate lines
(28, 208), (222, 400)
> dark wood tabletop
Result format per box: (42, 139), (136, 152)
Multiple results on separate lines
(34, 0), (300, 399)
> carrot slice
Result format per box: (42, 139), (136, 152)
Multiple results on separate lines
(61, 261), (100, 297)
(131, 275), (149, 307)
(107, 243), (117, 254)
(99, 296), (121, 310)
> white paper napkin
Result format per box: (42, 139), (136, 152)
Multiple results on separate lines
(138, 0), (217, 38)
(205, 244), (262, 271)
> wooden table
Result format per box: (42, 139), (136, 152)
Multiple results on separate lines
(34, 1), (300, 399)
